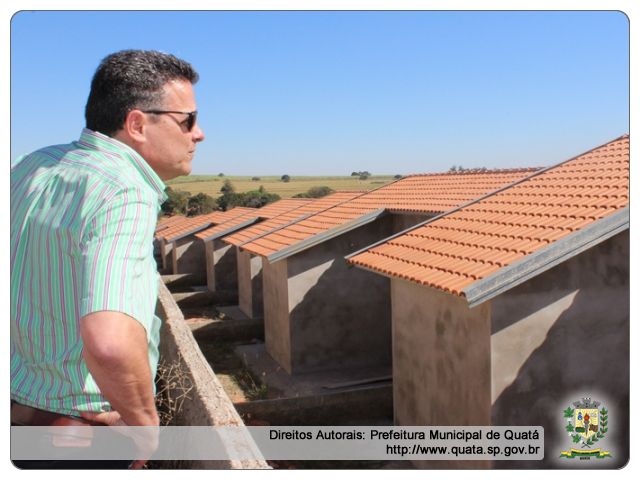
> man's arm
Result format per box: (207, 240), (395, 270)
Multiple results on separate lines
(80, 311), (159, 426)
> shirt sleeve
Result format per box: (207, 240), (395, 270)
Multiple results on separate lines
(79, 187), (159, 333)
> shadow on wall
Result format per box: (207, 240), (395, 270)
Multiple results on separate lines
(214, 241), (239, 292)
(250, 269), (264, 318)
(492, 284), (630, 469)
(289, 255), (393, 373)
(174, 239), (207, 284)
(282, 217), (401, 374)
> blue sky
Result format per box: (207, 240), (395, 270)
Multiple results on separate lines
(10, 10), (629, 175)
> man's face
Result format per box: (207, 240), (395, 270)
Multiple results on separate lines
(141, 79), (205, 180)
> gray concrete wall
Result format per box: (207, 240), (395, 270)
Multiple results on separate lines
(238, 249), (264, 319)
(213, 239), (238, 292)
(261, 213), (428, 375)
(171, 237), (206, 283)
(285, 215), (403, 373)
(391, 278), (492, 469)
(393, 213), (430, 231)
(159, 239), (173, 273)
(490, 230), (629, 468)
(204, 240), (215, 291)
(156, 281), (269, 469)
(262, 258), (292, 373)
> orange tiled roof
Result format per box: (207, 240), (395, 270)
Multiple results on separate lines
(194, 198), (313, 241)
(347, 135), (629, 298)
(240, 169), (539, 258)
(246, 198), (312, 218)
(193, 211), (262, 241)
(158, 207), (257, 242)
(155, 215), (189, 234)
(222, 191), (365, 246)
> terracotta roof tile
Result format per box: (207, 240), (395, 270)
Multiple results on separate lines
(192, 198), (311, 241)
(348, 135), (629, 297)
(158, 207), (257, 242)
(221, 191), (363, 246)
(239, 168), (539, 257)
(249, 198), (312, 218)
(193, 211), (258, 240)
(156, 215), (189, 234)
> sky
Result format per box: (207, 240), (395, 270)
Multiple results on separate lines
(10, 10), (629, 176)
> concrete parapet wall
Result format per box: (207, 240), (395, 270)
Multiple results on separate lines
(156, 281), (269, 469)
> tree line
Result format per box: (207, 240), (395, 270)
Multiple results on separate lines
(161, 180), (336, 216)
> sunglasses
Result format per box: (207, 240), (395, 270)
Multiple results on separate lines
(142, 110), (198, 131)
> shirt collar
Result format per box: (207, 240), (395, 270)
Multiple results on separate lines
(77, 128), (168, 203)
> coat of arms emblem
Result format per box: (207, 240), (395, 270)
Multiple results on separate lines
(561, 396), (611, 459)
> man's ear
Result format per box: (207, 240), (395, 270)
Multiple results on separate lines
(123, 110), (147, 142)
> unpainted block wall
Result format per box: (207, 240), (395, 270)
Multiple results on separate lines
(262, 258), (291, 372)
(261, 212), (428, 375)
(205, 239), (239, 292)
(171, 236), (206, 283)
(490, 230), (629, 468)
(237, 249), (264, 318)
(159, 239), (173, 272)
(388, 230), (628, 469)
(391, 278), (492, 469)
(284, 213), (427, 374)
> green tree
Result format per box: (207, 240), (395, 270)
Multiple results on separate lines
(187, 192), (217, 216)
(217, 190), (281, 211)
(161, 187), (190, 215)
(293, 186), (335, 198)
(351, 170), (371, 178)
(220, 179), (235, 194)
(281, 174), (291, 183)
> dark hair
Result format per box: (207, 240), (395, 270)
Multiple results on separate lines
(85, 50), (199, 136)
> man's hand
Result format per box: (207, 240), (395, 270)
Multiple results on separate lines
(81, 410), (158, 469)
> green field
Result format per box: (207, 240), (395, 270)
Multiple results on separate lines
(166, 175), (396, 198)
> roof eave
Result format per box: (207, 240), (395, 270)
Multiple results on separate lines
(463, 206), (629, 308)
(266, 208), (388, 263)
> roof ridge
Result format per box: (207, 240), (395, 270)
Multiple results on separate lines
(405, 167), (542, 177)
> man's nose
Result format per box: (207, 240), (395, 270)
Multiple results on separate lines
(192, 123), (205, 143)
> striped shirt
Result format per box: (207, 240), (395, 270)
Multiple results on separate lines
(10, 128), (167, 415)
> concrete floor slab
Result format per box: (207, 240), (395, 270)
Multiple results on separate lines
(217, 305), (255, 322)
(235, 343), (391, 399)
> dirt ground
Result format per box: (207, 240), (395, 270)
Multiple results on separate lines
(183, 310), (268, 403)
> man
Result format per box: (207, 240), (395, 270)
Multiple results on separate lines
(10, 50), (205, 468)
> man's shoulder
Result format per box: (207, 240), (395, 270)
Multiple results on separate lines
(12, 141), (160, 206)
